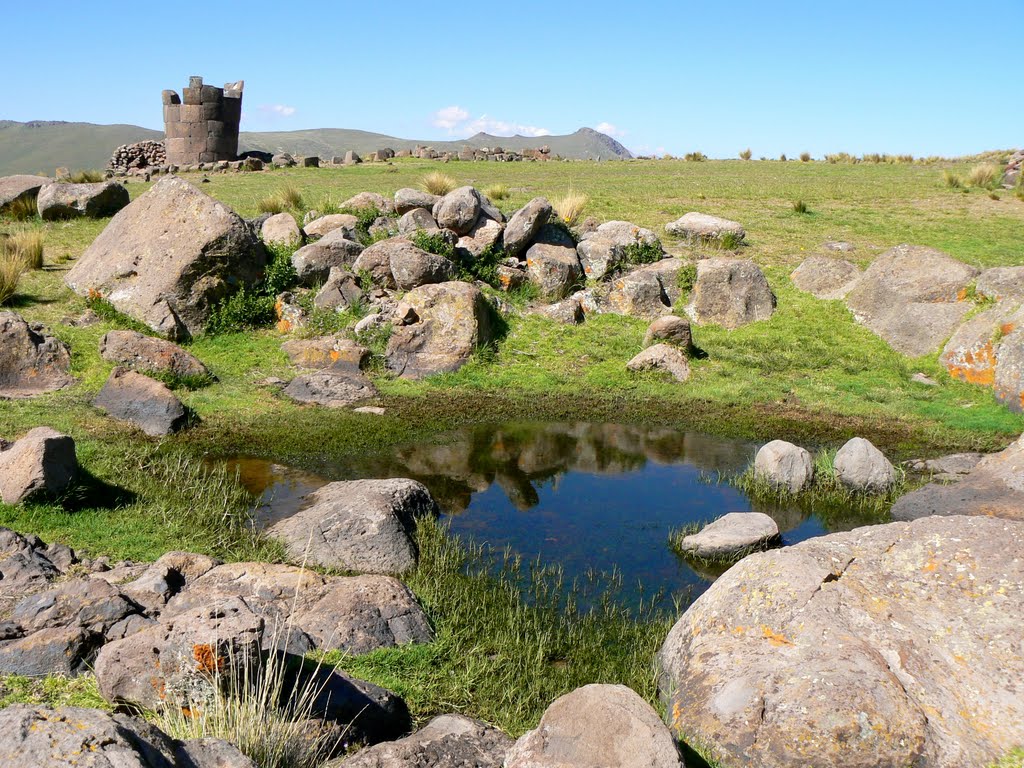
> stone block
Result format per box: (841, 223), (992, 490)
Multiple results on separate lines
(199, 151), (215, 163)
(161, 90), (179, 105)
(182, 87), (202, 105)
(162, 104), (180, 124)
(207, 121), (226, 138)
(202, 102), (221, 120)
(200, 85), (223, 104)
(189, 75), (203, 89)
(180, 104), (203, 122)
(221, 97), (241, 124)
(164, 121), (185, 140)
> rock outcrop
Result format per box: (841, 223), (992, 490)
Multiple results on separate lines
(0, 312), (73, 398)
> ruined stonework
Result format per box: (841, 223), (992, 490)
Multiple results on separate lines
(162, 76), (242, 166)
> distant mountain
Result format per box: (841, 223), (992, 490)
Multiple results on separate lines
(0, 120), (631, 175)
(0, 121), (162, 175)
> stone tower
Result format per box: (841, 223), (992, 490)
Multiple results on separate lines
(162, 76), (243, 166)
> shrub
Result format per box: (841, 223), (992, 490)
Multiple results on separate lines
(65, 169), (104, 183)
(779, 153), (787, 162)
(739, 148), (752, 161)
(410, 229), (456, 261)
(799, 152), (812, 162)
(206, 246), (298, 334)
(483, 184), (510, 201)
(684, 151), (707, 162)
(943, 170), (963, 189)
(339, 205), (383, 246)
(2, 196), (38, 221)
(421, 171), (457, 196)
(863, 153), (883, 164)
(622, 240), (664, 266)
(966, 163), (1000, 189)
(675, 262), (697, 301)
(2, 230), (44, 270)
(552, 189), (588, 227)
(792, 200), (809, 214)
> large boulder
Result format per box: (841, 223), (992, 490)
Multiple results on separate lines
(37, 180), (129, 220)
(525, 242), (582, 300)
(433, 186), (481, 235)
(388, 240), (457, 290)
(328, 713), (512, 768)
(99, 329), (211, 381)
(790, 256), (862, 300)
(0, 705), (255, 768)
(657, 515), (1024, 768)
(503, 197), (552, 256)
(394, 188), (440, 215)
(281, 335), (369, 371)
(0, 174), (48, 213)
(675, 511), (780, 560)
(261, 211), (303, 247)
(398, 207), (439, 235)
(754, 439), (814, 492)
(891, 433), (1024, 521)
(834, 436), (896, 492)
(353, 240), (399, 289)
(665, 212), (745, 244)
(291, 228), (364, 286)
(0, 312), (73, 398)
(282, 370), (378, 408)
(342, 192), (394, 214)
(268, 479), (437, 574)
(687, 258), (775, 328)
(626, 344), (690, 383)
(456, 215), (504, 260)
(386, 282), (494, 379)
(65, 176), (267, 340)
(505, 684), (683, 768)
(0, 427), (78, 505)
(606, 269), (671, 318)
(844, 244), (978, 356)
(92, 367), (190, 437)
(304, 213), (359, 241)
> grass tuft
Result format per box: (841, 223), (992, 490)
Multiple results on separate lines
(739, 148), (752, 161)
(257, 196), (285, 214)
(65, 169), (105, 183)
(421, 171), (457, 196)
(3, 196), (38, 221)
(552, 189), (589, 227)
(943, 169), (963, 189)
(966, 163), (1000, 189)
(280, 186), (304, 211)
(3, 230), (44, 270)
(799, 152), (812, 162)
(792, 200), (809, 214)
(0, 252), (25, 305)
(483, 184), (510, 201)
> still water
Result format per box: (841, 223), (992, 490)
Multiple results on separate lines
(227, 423), (831, 610)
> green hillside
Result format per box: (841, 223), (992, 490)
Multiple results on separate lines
(0, 121), (631, 175)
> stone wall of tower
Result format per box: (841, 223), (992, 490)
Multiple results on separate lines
(162, 76), (243, 166)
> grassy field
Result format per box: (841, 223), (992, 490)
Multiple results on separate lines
(1, 157), (1023, 757)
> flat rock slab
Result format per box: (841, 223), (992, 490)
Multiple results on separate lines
(0, 312), (73, 398)
(892, 433), (1024, 521)
(281, 335), (369, 371)
(93, 367), (190, 436)
(283, 370), (378, 408)
(658, 515), (1024, 768)
(790, 256), (862, 300)
(665, 212), (745, 244)
(99, 330), (211, 380)
(677, 511), (780, 559)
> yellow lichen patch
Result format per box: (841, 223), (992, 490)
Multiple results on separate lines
(671, 700), (684, 728)
(945, 343), (997, 386)
(732, 625), (748, 636)
(761, 625), (793, 646)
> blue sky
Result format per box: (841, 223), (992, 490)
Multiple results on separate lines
(3, 0), (1019, 157)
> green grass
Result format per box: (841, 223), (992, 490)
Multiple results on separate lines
(990, 748), (1024, 768)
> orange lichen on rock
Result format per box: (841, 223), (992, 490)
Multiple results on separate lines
(946, 343), (997, 386)
(192, 643), (224, 674)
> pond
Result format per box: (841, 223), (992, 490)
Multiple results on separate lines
(226, 422), (839, 612)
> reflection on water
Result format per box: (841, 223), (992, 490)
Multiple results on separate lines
(226, 422), (828, 610)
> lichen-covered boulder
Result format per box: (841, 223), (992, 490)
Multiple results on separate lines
(687, 258), (775, 328)
(503, 197), (552, 257)
(37, 180), (129, 220)
(291, 228), (364, 286)
(657, 515), (1024, 768)
(0, 312), (73, 398)
(388, 240), (457, 290)
(65, 176), (267, 340)
(665, 212), (745, 244)
(99, 329), (211, 381)
(281, 335), (369, 371)
(525, 242), (582, 300)
(627, 344), (690, 382)
(674, 511), (780, 559)
(394, 188), (440, 215)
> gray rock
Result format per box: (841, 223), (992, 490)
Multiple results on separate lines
(314, 267), (364, 312)
(657, 515), (1024, 768)
(0, 174), (48, 213)
(281, 335), (369, 371)
(904, 452), (983, 479)
(643, 315), (692, 349)
(676, 512), (780, 560)
(0, 312), (73, 398)
(505, 684), (682, 768)
(433, 186), (481, 235)
(386, 282), (494, 379)
(503, 197), (552, 257)
(292, 228), (365, 286)
(398, 207), (439, 235)
(911, 372), (938, 386)
(99, 330), (211, 381)
(824, 240), (856, 252)
(456, 215), (504, 260)
(833, 436), (896, 492)
(302, 156), (320, 168)
(626, 344), (690, 382)
(389, 240), (457, 290)
(994, 326), (1024, 413)
(272, 153), (296, 167)
(394, 188), (440, 215)
(268, 479), (437, 574)
(330, 714), (512, 768)
(754, 439), (814, 492)
(64, 176), (267, 340)
(282, 370), (378, 408)
(304, 213), (359, 241)
(939, 303), (1022, 389)
(790, 256), (862, 300)
(606, 269), (671, 318)
(0, 704), (255, 767)
(93, 367), (190, 437)
(576, 236), (623, 281)
(687, 258), (775, 328)
(353, 240), (398, 289)
(845, 244), (979, 356)
(37, 181), (129, 220)
(665, 212), (745, 244)
(536, 297), (585, 325)
(525, 242), (582, 300)
(0, 427), (78, 505)
(495, 264), (528, 292)
(342, 192), (394, 215)
(892, 434), (1024, 521)
(261, 211), (303, 247)
(587, 220), (662, 248)
(976, 266), (1024, 303)
(0, 528), (68, 597)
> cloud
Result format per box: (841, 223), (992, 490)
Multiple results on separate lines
(432, 105), (470, 130)
(595, 121), (626, 137)
(431, 106), (550, 137)
(258, 104), (296, 117)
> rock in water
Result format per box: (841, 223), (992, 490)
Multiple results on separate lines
(36, 181), (129, 220)
(754, 439), (814, 492)
(657, 515), (1024, 768)
(386, 282), (494, 379)
(268, 479), (437, 574)
(833, 436), (896, 492)
(328, 714), (513, 768)
(65, 176), (267, 340)
(0, 312), (73, 398)
(93, 367), (190, 436)
(675, 511), (780, 559)
(687, 258), (775, 328)
(0, 427), (78, 505)
(505, 684), (683, 767)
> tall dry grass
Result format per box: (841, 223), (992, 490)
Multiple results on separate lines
(967, 163), (1000, 189)
(421, 171), (457, 196)
(553, 189), (589, 227)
